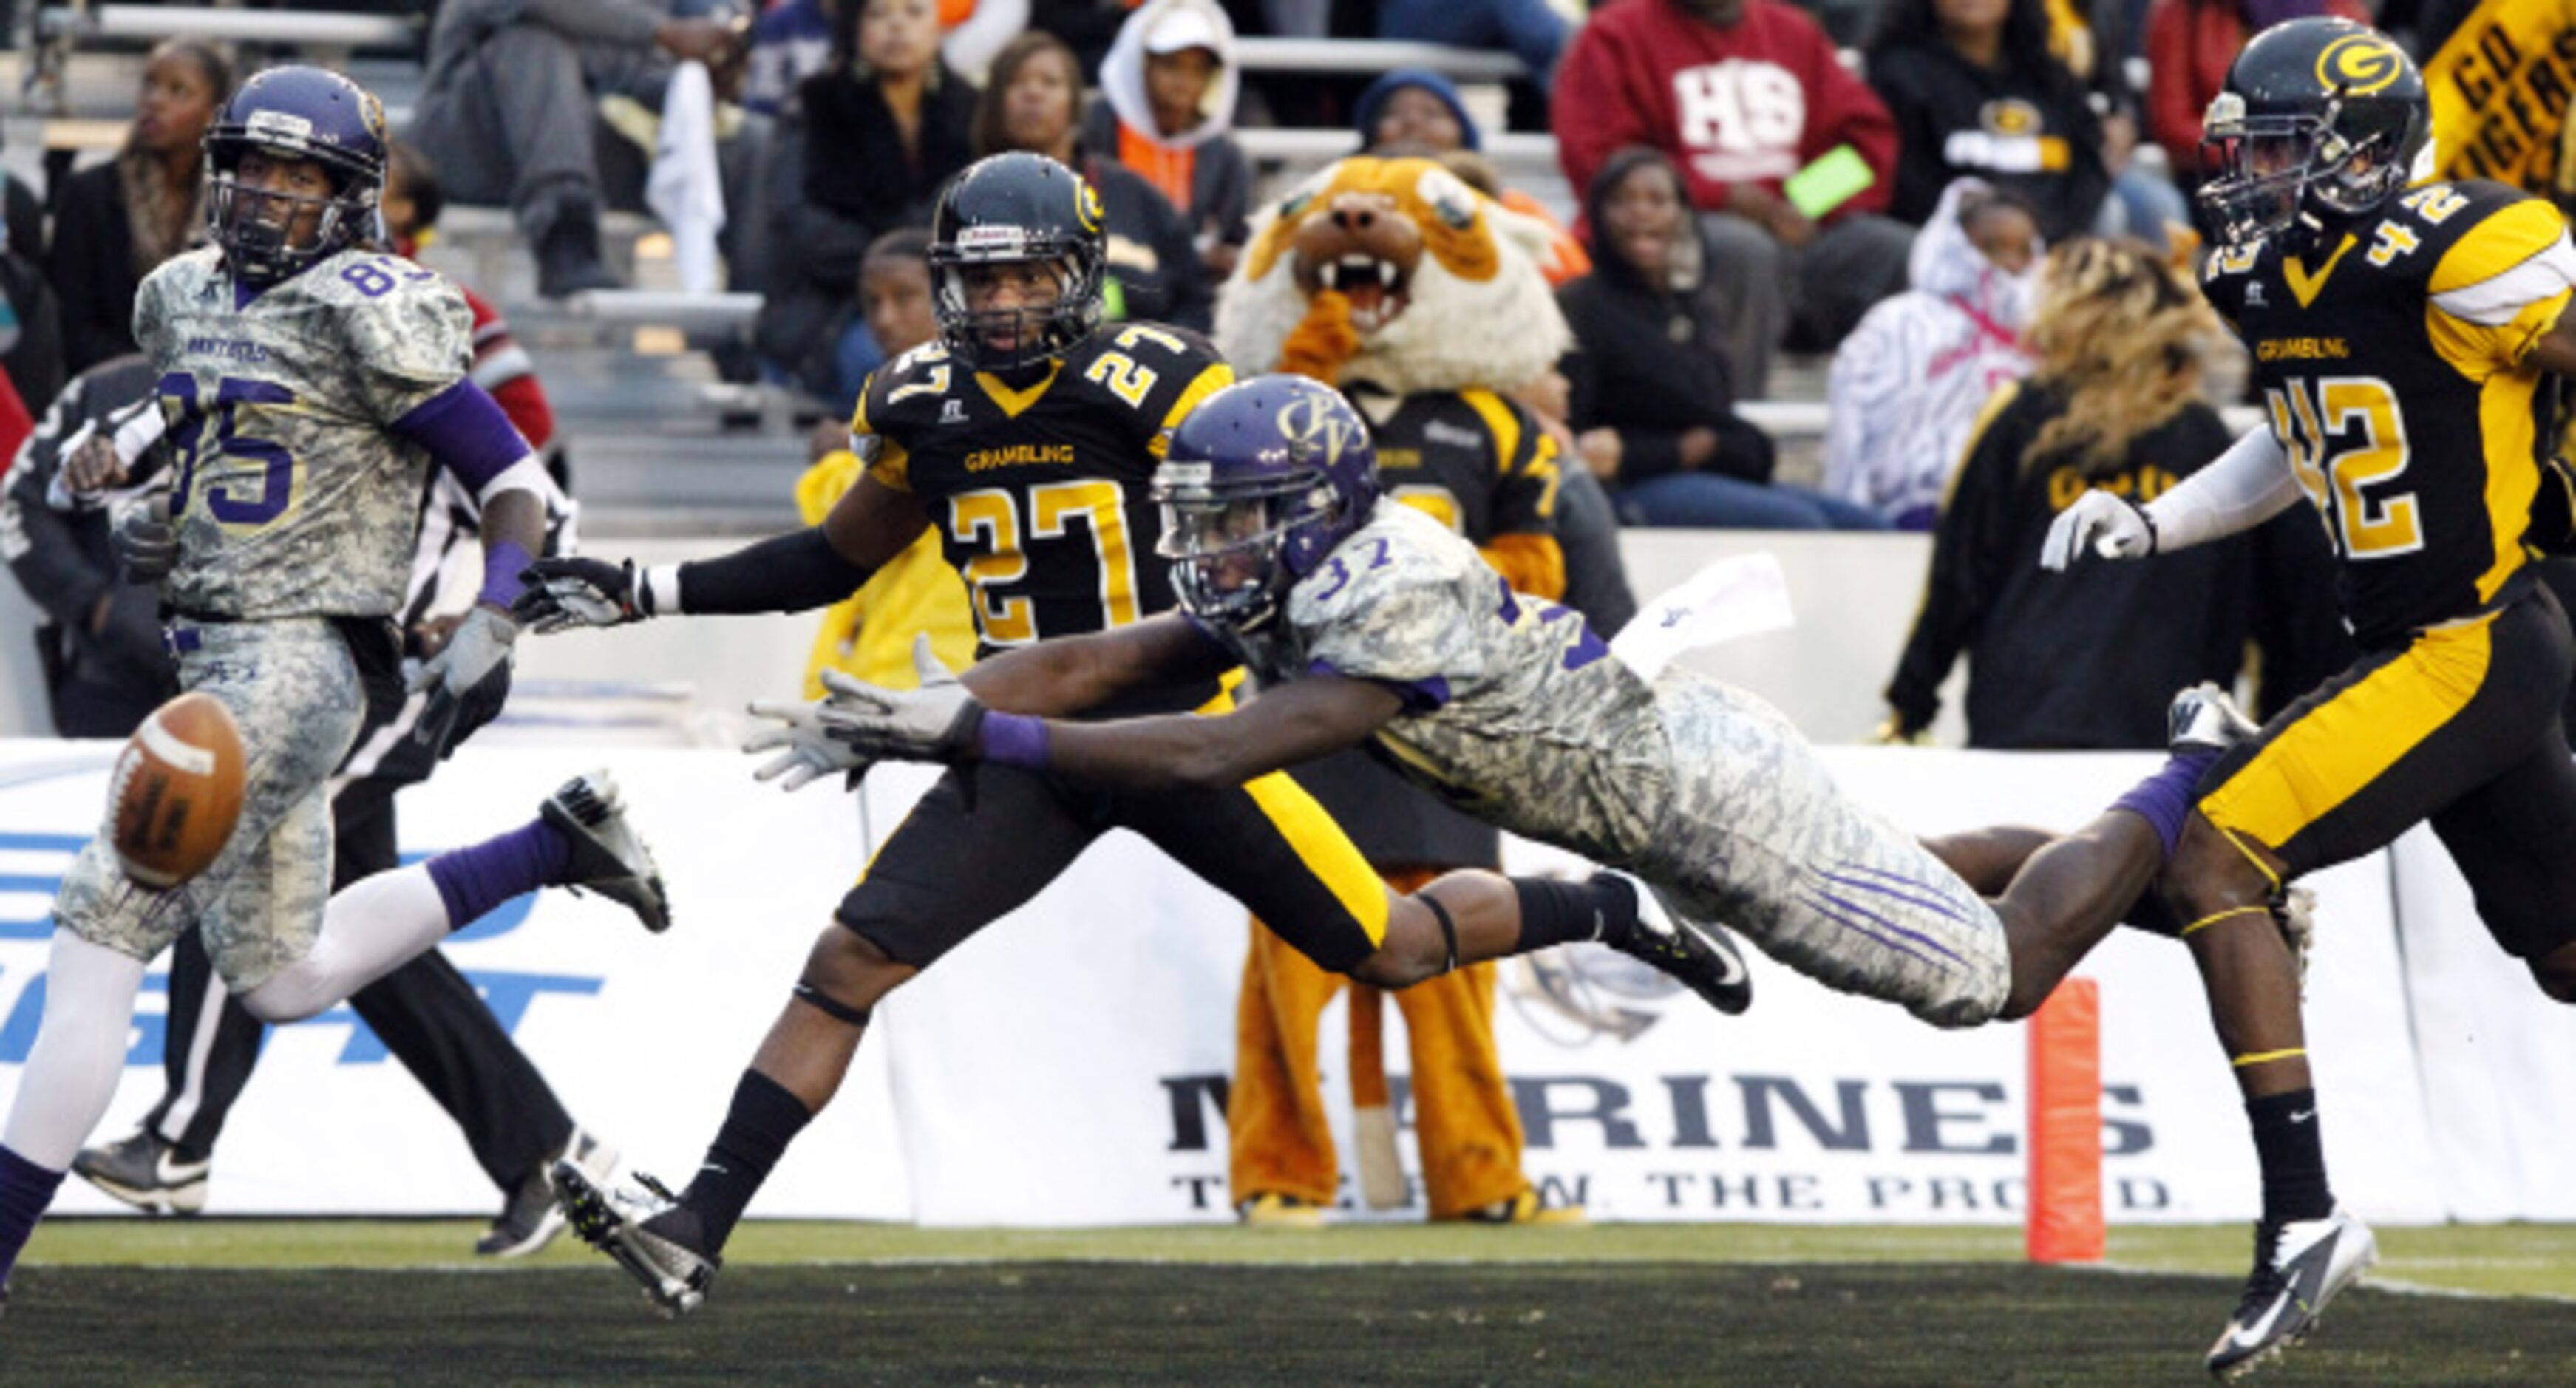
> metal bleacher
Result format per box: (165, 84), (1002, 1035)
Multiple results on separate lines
(0, 16), (1865, 531)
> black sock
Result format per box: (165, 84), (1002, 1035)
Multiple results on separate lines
(1512, 874), (1639, 952)
(2246, 1088), (2333, 1225)
(682, 1069), (814, 1251)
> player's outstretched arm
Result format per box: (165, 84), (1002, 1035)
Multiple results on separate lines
(2039, 423), (2302, 571)
(515, 474), (927, 630)
(781, 631), (1403, 792)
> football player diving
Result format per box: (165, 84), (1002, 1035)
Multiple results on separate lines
(2040, 17), (2576, 1378)
(512, 152), (1756, 1317)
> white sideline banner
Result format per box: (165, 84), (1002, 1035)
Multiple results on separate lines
(0, 742), (2497, 1225)
(880, 749), (2443, 1228)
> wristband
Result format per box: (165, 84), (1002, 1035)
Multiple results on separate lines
(979, 711), (1051, 769)
(479, 539), (534, 610)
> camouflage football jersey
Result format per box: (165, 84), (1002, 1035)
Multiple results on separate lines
(1293, 383), (1565, 869)
(137, 245), (475, 620)
(2201, 179), (2576, 647)
(1218, 502), (2012, 1027)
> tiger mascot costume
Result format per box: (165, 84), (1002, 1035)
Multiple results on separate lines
(1216, 156), (1580, 1225)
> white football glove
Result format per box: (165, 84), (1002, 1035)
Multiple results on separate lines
(409, 605), (518, 758)
(2040, 489), (2158, 571)
(743, 695), (877, 792)
(815, 636), (987, 765)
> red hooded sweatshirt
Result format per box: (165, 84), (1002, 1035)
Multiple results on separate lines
(1554, 0), (1900, 223)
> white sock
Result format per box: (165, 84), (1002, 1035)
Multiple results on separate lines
(240, 865), (451, 1024)
(2, 933), (147, 1169)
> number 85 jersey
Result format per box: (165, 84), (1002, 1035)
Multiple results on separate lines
(2201, 179), (2576, 648)
(137, 245), (475, 620)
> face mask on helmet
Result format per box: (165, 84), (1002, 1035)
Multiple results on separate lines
(932, 250), (1097, 370)
(2197, 91), (2411, 249)
(209, 158), (355, 279)
(1154, 464), (1337, 631)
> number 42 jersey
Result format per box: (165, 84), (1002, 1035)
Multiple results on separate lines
(137, 245), (477, 621)
(855, 322), (1231, 651)
(2201, 179), (2576, 647)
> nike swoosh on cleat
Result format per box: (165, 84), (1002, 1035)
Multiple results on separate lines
(2226, 1292), (2293, 1350)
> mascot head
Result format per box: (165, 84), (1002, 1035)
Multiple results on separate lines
(1215, 157), (1571, 398)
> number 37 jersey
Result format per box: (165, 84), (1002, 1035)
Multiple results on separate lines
(2201, 179), (2576, 647)
(856, 322), (1231, 650)
(137, 246), (475, 620)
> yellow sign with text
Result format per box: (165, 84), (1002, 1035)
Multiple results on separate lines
(2426, 0), (2576, 194)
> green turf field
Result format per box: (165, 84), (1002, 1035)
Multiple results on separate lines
(7, 1221), (2570, 1383)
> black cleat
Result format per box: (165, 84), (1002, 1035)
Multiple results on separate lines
(554, 1163), (720, 1318)
(1604, 872), (1753, 1015)
(71, 1129), (209, 1216)
(2206, 1205), (2376, 1380)
(543, 772), (672, 933)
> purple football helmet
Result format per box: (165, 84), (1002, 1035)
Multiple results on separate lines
(203, 66), (390, 279)
(1152, 375), (1381, 631)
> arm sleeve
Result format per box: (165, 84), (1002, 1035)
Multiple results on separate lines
(390, 379), (536, 494)
(1549, 26), (1647, 220)
(1884, 387), (2022, 732)
(2140, 422), (2304, 551)
(1812, 34), (1902, 217)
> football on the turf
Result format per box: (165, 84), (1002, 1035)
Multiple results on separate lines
(109, 692), (246, 890)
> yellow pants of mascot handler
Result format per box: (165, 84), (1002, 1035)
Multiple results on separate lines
(1231, 868), (1548, 1222)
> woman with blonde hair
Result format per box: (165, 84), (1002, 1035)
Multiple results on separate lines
(1880, 235), (2348, 748)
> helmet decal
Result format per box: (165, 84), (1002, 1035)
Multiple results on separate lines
(1276, 392), (1365, 473)
(2316, 33), (2405, 97)
(1155, 375), (1384, 631)
(1078, 182), (1105, 234)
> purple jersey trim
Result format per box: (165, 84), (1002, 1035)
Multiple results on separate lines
(1308, 657), (1450, 712)
(392, 378), (531, 491)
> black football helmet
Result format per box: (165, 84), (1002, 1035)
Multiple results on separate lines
(204, 66), (390, 280)
(927, 152), (1107, 370)
(2197, 17), (2430, 250)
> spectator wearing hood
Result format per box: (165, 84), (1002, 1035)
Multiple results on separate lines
(979, 29), (1212, 330)
(1559, 148), (1886, 531)
(1824, 179), (2042, 529)
(755, 0), (979, 401)
(1082, 0), (1253, 282)
(1356, 69), (1591, 287)
(1863, 0), (2112, 242)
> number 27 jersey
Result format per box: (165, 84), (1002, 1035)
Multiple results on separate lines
(856, 322), (1231, 650)
(2201, 179), (2576, 647)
